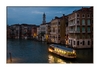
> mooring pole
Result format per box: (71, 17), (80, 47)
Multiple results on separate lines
(9, 52), (12, 63)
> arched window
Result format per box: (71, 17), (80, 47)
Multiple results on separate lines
(82, 14), (85, 18)
(77, 14), (80, 17)
(77, 41), (79, 45)
(83, 41), (85, 45)
(88, 41), (90, 45)
(74, 41), (75, 45)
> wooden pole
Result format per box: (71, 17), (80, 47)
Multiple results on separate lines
(9, 52), (12, 63)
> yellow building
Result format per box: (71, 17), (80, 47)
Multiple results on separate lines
(60, 14), (68, 44)
(50, 15), (67, 44)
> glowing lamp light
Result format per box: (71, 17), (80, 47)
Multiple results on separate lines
(45, 34), (48, 40)
(33, 33), (37, 37)
(48, 48), (53, 52)
(73, 50), (76, 53)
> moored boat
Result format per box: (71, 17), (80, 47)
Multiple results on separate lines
(48, 44), (76, 58)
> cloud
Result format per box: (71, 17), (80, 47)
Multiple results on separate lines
(31, 11), (43, 14)
(11, 8), (15, 11)
(56, 11), (63, 13)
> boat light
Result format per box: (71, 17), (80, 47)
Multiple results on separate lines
(49, 48), (53, 52)
(73, 50), (76, 53)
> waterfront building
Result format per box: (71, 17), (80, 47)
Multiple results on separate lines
(65, 16), (69, 45)
(10, 24), (21, 39)
(50, 15), (67, 44)
(39, 23), (46, 41)
(36, 26), (41, 40)
(39, 13), (49, 41)
(60, 14), (68, 44)
(31, 25), (38, 38)
(21, 24), (30, 39)
(45, 22), (51, 41)
(50, 17), (61, 43)
(8, 24), (37, 39)
(21, 24), (37, 39)
(7, 25), (11, 39)
(38, 22), (51, 41)
(68, 7), (93, 48)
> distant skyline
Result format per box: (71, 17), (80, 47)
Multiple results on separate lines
(7, 6), (90, 25)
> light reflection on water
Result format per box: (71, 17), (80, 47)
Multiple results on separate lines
(48, 53), (67, 63)
(48, 52), (77, 63)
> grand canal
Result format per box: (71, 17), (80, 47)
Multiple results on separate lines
(7, 39), (93, 63)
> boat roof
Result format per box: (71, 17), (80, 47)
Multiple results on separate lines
(50, 44), (73, 52)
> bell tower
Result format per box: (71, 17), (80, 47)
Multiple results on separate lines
(42, 13), (46, 24)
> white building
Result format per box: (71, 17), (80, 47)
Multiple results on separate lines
(39, 24), (46, 41)
(37, 26), (40, 35)
(39, 23), (50, 41)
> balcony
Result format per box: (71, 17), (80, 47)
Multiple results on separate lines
(87, 31), (91, 33)
(69, 31), (74, 33)
(82, 23), (85, 26)
(74, 31), (80, 33)
(68, 23), (76, 26)
(76, 23), (80, 26)
(82, 30), (86, 33)
(50, 32), (58, 35)
(87, 23), (91, 26)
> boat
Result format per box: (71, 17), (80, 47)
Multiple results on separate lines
(48, 44), (76, 59)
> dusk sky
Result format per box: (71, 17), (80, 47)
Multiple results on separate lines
(7, 6), (90, 25)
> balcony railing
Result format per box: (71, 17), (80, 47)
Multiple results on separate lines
(82, 30), (85, 33)
(77, 23), (80, 25)
(87, 31), (91, 33)
(82, 23), (85, 25)
(68, 23), (76, 26)
(50, 32), (58, 34)
(87, 23), (91, 26)
(69, 31), (74, 33)
(74, 31), (80, 33)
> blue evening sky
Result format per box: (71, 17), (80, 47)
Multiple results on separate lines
(7, 6), (90, 25)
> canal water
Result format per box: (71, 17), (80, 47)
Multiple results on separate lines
(7, 39), (93, 63)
